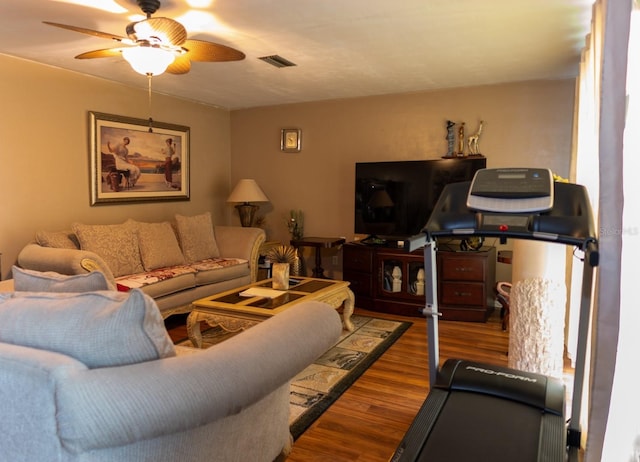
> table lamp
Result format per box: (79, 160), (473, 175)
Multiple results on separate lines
(227, 179), (269, 227)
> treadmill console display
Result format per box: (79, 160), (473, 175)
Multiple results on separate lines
(467, 168), (553, 213)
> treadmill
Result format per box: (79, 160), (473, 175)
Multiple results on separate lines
(391, 169), (598, 462)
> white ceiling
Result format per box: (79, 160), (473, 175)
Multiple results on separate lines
(0, 0), (594, 110)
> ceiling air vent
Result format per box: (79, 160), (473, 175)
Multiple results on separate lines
(258, 55), (297, 68)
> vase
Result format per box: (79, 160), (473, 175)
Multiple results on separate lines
(291, 226), (304, 241)
(272, 262), (290, 290)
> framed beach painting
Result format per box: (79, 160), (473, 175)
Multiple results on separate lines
(89, 111), (190, 205)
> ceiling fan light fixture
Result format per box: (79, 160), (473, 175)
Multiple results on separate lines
(45, 0), (245, 75)
(122, 45), (175, 75)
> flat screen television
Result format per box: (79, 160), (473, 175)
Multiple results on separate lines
(355, 157), (486, 243)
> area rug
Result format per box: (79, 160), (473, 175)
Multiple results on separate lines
(175, 314), (411, 440)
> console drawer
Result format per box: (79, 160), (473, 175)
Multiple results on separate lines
(436, 247), (496, 322)
(439, 255), (486, 281)
(440, 281), (485, 306)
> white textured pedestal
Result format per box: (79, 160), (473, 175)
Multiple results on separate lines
(509, 240), (566, 378)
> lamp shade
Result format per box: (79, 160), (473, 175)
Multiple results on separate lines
(227, 179), (269, 204)
(368, 189), (394, 207)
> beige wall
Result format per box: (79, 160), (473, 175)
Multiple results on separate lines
(0, 51), (575, 281)
(230, 79), (575, 277)
(0, 54), (232, 280)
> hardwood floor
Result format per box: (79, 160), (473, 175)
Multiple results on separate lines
(286, 307), (511, 462)
(165, 306), (516, 461)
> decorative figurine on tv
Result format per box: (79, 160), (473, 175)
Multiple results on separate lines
(445, 120), (456, 157)
(468, 120), (484, 155)
(456, 122), (465, 156)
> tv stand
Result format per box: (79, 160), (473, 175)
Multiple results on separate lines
(343, 242), (496, 320)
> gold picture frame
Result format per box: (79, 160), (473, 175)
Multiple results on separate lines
(89, 111), (190, 205)
(281, 128), (302, 152)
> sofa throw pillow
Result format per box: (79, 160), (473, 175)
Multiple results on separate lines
(35, 230), (80, 249)
(0, 289), (175, 368)
(174, 212), (220, 263)
(128, 220), (186, 271)
(12, 266), (111, 292)
(72, 222), (144, 278)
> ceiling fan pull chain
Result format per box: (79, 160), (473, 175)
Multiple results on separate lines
(147, 74), (154, 133)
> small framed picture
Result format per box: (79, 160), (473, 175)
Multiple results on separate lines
(281, 128), (302, 152)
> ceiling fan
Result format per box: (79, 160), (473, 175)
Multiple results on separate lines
(44, 0), (245, 76)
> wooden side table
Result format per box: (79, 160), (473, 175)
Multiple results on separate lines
(291, 237), (345, 278)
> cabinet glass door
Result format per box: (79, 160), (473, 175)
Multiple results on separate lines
(381, 258), (403, 293)
(380, 257), (425, 298)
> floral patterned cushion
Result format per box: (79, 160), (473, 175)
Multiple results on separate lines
(115, 265), (196, 291)
(189, 258), (247, 271)
(115, 258), (248, 291)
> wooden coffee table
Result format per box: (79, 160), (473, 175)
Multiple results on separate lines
(187, 277), (355, 347)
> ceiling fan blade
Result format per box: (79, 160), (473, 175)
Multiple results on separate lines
(43, 21), (129, 43)
(181, 39), (245, 62)
(166, 54), (191, 74)
(127, 17), (187, 46)
(75, 48), (124, 59)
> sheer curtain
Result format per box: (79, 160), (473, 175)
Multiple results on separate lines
(567, 2), (606, 451)
(571, 1), (635, 461)
(567, 0), (602, 369)
(599, 4), (640, 460)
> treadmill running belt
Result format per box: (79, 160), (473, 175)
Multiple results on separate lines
(392, 359), (567, 462)
(418, 391), (542, 461)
